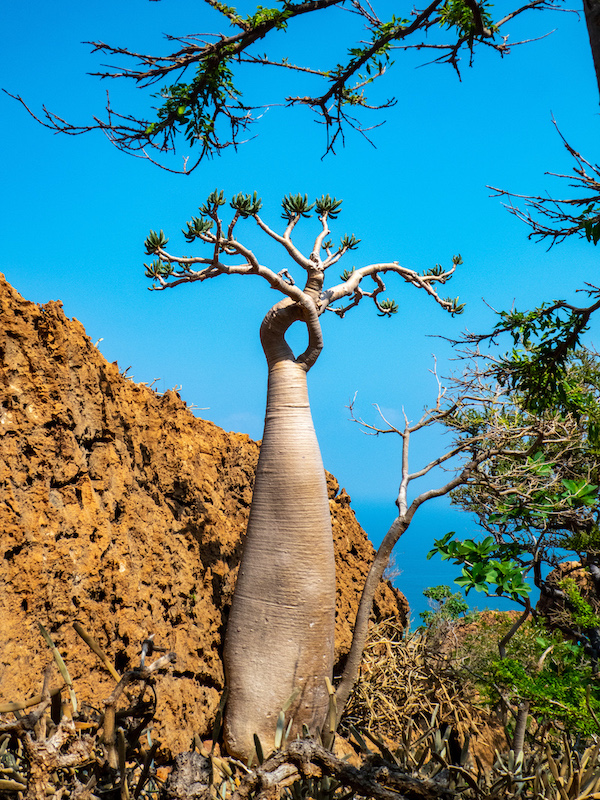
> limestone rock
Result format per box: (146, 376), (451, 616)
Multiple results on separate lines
(0, 275), (408, 754)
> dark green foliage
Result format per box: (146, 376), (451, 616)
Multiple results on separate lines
(144, 229), (169, 255)
(559, 577), (600, 629)
(428, 532), (530, 600)
(419, 584), (470, 626)
(377, 298), (399, 316)
(339, 234), (360, 251)
(456, 614), (600, 738)
(146, 53), (240, 152)
(486, 467), (599, 532)
(438, 0), (495, 36)
(442, 295), (466, 315)
(422, 264), (448, 280)
(579, 203), (600, 244)
(144, 259), (174, 278)
(492, 306), (600, 419)
(315, 195), (343, 220)
(491, 641), (600, 736)
(200, 189), (227, 216)
(230, 191), (263, 218)
(281, 193), (315, 221)
(245, 5), (292, 29)
(183, 216), (213, 242)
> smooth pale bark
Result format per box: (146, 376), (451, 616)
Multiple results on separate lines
(223, 301), (336, 761)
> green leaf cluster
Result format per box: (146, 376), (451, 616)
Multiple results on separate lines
(144, 259), (174, 278)
(438, 0), (495, 37)
(146, 51), (240, 148)
(200, 189), (227, 216)
(339, 234), (360, 251)
(315, 194), (343, 220)
(491, 650), (600, 736)
(494, 309), (600, 423)
(245, 5), (291, 29)
(428, 532), (530, 600)
(212, 0), (243, 25)
(484, 470), (598, 532)
(378, 298), (399, 317)
(230, 191), (263, 218)
(422, 264), (446, 280)
(443, 296), (466, 315)
(281, 193), (315, 220)
(144, 229), (169, 255)
(458, 616), (600, 737)
(579, 204), (600, 244)
(559, 577), (600, 629)
(183, 216), (213, 242)
(280, 193), (351, 224)
(419, 584), (470, 627)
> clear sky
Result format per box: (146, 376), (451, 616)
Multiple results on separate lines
(2, 0), (599, 620)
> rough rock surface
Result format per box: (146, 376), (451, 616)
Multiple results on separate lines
(536, 560), (600, 623)
(0, 275), (408, 754)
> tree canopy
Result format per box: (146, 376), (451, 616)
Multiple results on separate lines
(426, 348), (600, 668)
(143, 188), (466, 320)
(7, 0), (562, 172)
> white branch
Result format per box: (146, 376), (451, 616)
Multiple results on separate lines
(152, 247), (312, 304)
(312, 214), (331, 260)
(253, 214), (311, 270)
(321, 262), (457, 313)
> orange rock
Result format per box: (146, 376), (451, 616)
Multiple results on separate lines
(0, 275), (408, 755)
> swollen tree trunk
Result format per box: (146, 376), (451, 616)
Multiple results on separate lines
(223, 300), (336, 761)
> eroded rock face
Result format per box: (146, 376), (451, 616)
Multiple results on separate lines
(0, 275), (408, 754)
(536, 560), (600, 622)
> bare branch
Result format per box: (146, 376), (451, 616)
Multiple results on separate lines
(252, 214), (312, 270)
(488, 118), (600, 246)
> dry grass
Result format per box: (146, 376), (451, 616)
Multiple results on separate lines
(341, 619), (504, 760)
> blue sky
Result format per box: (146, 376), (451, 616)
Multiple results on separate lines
(2, 0), (599, 619)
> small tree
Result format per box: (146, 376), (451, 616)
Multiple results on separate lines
(143, 189), (463, 759)
(441, 350), (600, 632)
(425, 349), (600, 748)
(333, 354), (579, 717)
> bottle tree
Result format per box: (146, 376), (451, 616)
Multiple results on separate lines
(143, 189), (463, 760)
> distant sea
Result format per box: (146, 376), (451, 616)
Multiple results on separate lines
(353, 497), (534, 627)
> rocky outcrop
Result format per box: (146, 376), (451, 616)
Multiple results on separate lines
(537, 561), (598, 611)
(0, 275), (407, 754)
